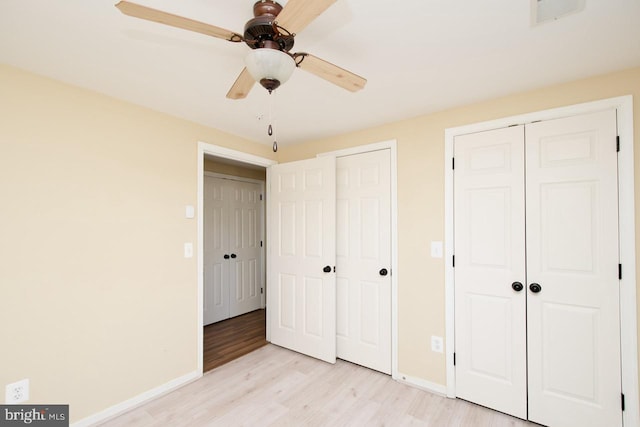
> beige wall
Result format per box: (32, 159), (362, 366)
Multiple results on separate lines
(278, 66), (640, 386)
(0, 64), (275, 423)
(2, 61), (639, 423)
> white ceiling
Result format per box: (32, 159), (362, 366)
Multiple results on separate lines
(2, 0), (640, 147)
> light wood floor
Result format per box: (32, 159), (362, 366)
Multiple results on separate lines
(99, 344), (540, 427)
(203, 309), (267, 373)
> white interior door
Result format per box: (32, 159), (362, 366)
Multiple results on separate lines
(454, 109), (622, 427)
(267, 156), (337, 363)
(336, 149), (392, 374)
(204, 176), (230, 325)
(453, 126), (527, 419)
(525, 110), (621, 427)
(229, 180), (263, 317)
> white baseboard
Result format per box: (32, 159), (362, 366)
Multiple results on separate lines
(394, 372), (448, 397)
(72, 371), (201, 427)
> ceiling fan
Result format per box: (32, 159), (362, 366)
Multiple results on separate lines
(115, 0), (367, 99)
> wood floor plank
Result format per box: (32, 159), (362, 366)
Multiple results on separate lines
(203, 309), (267, 373)
(99, 344), (541, 427)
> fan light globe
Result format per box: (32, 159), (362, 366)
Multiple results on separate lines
(245, 48), (296, 92)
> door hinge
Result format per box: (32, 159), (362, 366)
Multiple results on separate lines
(622, 393), (625, 411)
(453, 352), (456, 366)
(452, 157), (455, 170)
(452, 255), (455, 268)
(619, 264), (622, 280)
(261, 287), (263, 294)
(617, 136), (620, 152)
(260, 240), (263, 247)
(260, 194), (263, 201)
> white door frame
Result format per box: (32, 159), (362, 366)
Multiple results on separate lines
(443, 95), (638, 426)
(197, 142), (276, 374)
(318, 139), (399, 379)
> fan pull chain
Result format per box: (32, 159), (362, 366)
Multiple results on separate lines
(268, 90), (278, 152)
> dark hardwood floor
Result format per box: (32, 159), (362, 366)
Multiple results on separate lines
(203, 309), (267, 372)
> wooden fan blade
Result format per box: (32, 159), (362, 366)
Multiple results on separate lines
(275, 0), (337, 35)
(115, 1), (243, 42)
(294, 53), (366, 92)
(226, 68), (256, 100)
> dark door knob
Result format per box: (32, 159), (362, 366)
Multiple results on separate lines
(223, 254), (230, 259)
(379, 268), (388, 276)
(323, 265), (332, 273)
(529, 283), (542, 293)
(511, 282), (523, 292)
(230, 253), (237, 259)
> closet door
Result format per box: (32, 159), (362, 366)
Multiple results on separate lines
(336, 149), (392, 374)
(525, 110), (621, 427)
(268, 157), (337, 363)
(204, 177), (264, 325)
(453, 126), (527, 419)
(454, 109), (622, 427)
(203, 176), (230, 325)
(228, 181), (263, 317)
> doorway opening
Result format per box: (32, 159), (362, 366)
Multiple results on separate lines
(197, 145), (276, 374)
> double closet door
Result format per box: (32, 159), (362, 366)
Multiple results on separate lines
(267, 149), (392, 374)
(203, 175), (263, 326)
(454, 110), (622, 427)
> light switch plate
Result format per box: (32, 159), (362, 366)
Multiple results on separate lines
(185, 205), (195, 219)
(184, 243), (193, 258)
(431, 241), (443, 258)
(431, 336), (444, 353)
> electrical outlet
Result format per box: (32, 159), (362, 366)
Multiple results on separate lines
(431, 336), (444, 353)
(5, 379), (29, 404)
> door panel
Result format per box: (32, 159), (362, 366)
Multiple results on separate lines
(467, 294), (513, 381)
(526, 109), (621, 427)
(268, 157), (336, 363)
(454, 126), (527, 419)
(204, 176), (230, 325)
(542, 182), (596, 271)
(336, 149), (392, 374)
(229, 181), (262, 317)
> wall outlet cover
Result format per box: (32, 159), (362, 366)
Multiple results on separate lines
(5, 379), (29, 404)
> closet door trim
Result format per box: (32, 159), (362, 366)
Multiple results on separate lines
(444, 95), (637, 427)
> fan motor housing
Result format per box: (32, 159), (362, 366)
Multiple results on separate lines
(244, 1), (294, 51)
